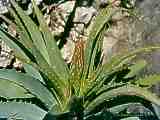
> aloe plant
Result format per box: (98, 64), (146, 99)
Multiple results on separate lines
(0, 0), (160, 120)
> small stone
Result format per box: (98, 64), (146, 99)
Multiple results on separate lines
(99, 0), (109, 7)
(8, 23), (17, 37)
(0, 40), (14, 68)
(35, 0), (43, 5)
(13, 59), (23, 70)
(58, 1), (75, 14)
(26, 3), (33, 15)
(61, 40), (74, 63)
(74, 24), (85, 34)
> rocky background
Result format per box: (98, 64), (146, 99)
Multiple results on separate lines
(0, 0), (160, 94)
(0, 0), (132, 67)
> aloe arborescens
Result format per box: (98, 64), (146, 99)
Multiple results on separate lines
(0, 1), (160, 120)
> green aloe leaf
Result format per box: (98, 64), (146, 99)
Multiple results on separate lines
(24, 63), (45, 84)
(124, 60), (147, 79)
(87, 47), (160, 100)
(134, 74), (160, 88)
(120, 117), (140, 120)
(1, 1), (64, 101)
(31, 0), (69, 80)
(30, 1), (70, 103)
(101, 46), (160, 77)
(0, 69), (56, 110)
(9, 8), (35, 54)
(84, 5), (117, 77)
(0, 101), (47, 120)
(109, 103), (141, 114)
(152, 103), (160, 120)
(84, 110), (118, 120)
(0, 25), (56, 82)
(0, 24), (65, 109)
(0, 79), (33, 99)
(88, 22), (107, 73)
(9, 7), (49, 69)
(11, 1), (50, 64)
(86, 85), (160, 113)
(0, 27), (30, 63)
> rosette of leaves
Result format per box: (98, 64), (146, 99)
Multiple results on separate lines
(0, 0), (160, 120)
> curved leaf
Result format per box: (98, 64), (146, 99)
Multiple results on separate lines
(24, 63), (45, 84)
(11, 1), (50, 64)
(85, 47), (160, 101)
(120, 117), (140, 120)
(125, 60), (147, 79)
(152, 103), (160, 120)
(109, 103), (141, 114)
(102, 46), (160, 74)
(0, 25), (56, 82)
(134, 74), (160, 88)
(0, 69), (56, 110)
(9, 2), (66, 93)
(0, 101), (47, 120)
(84, 5), (117, 77)
(0, 27), (30, 62)
(0, 79), (33, 99)
(31, 0), (69, 80)
(86, 85), (160, 113)
(9, 7), (35, 54)
(84, 110), (119, 120)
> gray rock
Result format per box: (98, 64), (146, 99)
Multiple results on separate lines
(58, 1), (75, 14)
(45, 1), (75, 35)
(102, 7), (130, 63)
(129, 0), (160, 73)
(73, 7), (97, 25)
(61, 39), (74, 63)
(128, 0), (160, 98)
(0, 40), (14, 68)
(0, 0), (9, 14)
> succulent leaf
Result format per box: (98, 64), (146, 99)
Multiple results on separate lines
(11, 1), (50, 65)
(0, 101), (47, 120)
(0, 79), (33, 99)
(31, 0), (69, 80)
(86, 85), (160, 113)
(125, 60), (147, 79)
(84, 5), (116, 77)
(134, 74), (160, 88)
(0, 69), (56, 110)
